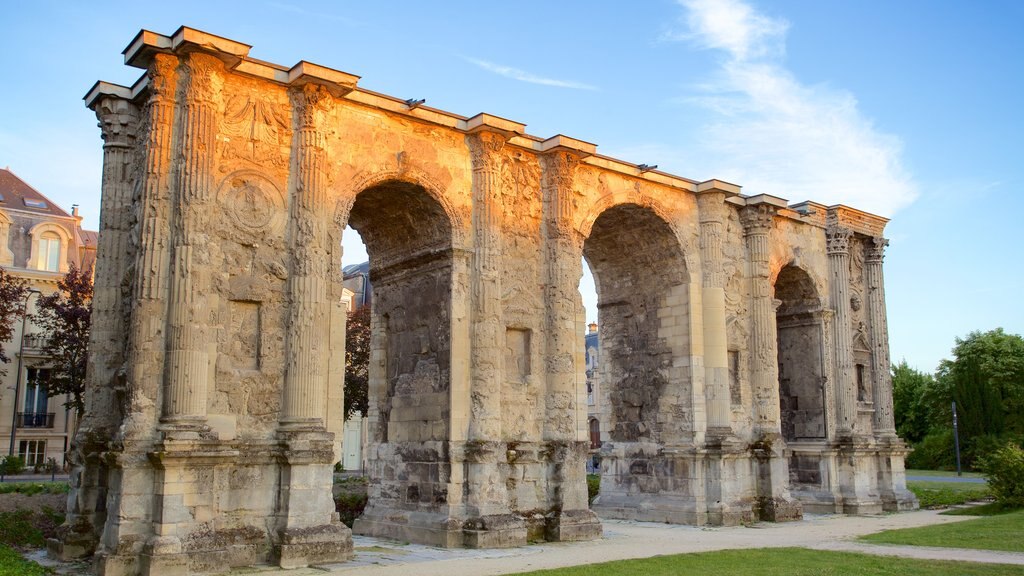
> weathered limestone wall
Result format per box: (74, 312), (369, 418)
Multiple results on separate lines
(62, 26), (914, 575)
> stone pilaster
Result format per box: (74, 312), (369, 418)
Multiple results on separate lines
(276, 82), (352, 568)
(826, 225), (857, 437)
(163, 52), (222, 430)
(88, 97), (140, 429)
(541, 149), (582, 444)
(467, 131), (505, 442)
(866, 237), (896, 436)
(739, 204), (781, 436)
(127, 53), (178, 435)
(282, 83), (332, 427)
(740, 201), (801, 522)
(52, 92), (140, 563)
(539, 147), (601, 542)
(697, 188), (731, 435)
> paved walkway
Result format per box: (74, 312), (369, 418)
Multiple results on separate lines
(231, 509), (1024, 575)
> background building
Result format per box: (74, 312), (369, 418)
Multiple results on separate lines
(0, 167), (96, 469)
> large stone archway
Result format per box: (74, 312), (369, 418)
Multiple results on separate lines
(56, 26), (915, 576)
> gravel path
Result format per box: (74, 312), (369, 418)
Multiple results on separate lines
(236, 509), (1024, 575)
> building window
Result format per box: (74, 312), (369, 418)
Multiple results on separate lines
(19, 440), (46, 467)
(39, 233), (60, 272)
(24, 368), (50, 414)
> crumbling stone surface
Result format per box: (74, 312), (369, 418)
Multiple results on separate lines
(63, 26), (914, 575)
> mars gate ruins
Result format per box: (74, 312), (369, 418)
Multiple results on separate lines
(52, 26), (917, 575)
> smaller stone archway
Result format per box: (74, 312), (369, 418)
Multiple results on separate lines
(774, 265), (827, 442)
(340, 178), (461, 545)
(773, 264), (836, 510)
(584, 203), (699, 524)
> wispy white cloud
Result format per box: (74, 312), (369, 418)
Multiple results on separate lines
(668, 0), (917, 216)
(463, 57), (598, 91)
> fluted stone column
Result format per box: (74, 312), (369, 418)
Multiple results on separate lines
(697, 188), (731, 435)
(826, 225), (857, 437)
(467, 131), (505, 442)
(542, 150), (583, 444)
(55, 90), (140, 562)
(866, 237), (896, 436)
(163, 52), (222, 429)
(740, 204), (781, 436)
(282, 83), (332, 427)
(126, 53), (178, 436)
(540, 147), (602, 542)
(88, 96), (139, 428)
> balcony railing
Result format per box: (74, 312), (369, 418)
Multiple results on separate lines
(22, 334), (49, 350)
(16, 412), (55, 428)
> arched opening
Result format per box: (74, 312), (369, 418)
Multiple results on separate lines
(774, 265), (826, 442)
(344, 179), (454, 537)
(583, 203), (692, 519)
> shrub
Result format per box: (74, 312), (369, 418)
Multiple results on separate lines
(587, 474), (600, 504)
(979, 443), (1024, 508)
(0, 455), (25, 476)
(906, 430), (956, 471)
(0, 510), (45, 549)
(333, 476), (368, 527)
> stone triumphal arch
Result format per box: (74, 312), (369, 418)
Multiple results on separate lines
(53, 27), (916, 575)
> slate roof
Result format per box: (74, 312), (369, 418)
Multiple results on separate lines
(0, 167), (73, 218)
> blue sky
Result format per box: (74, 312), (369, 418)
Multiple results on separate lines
(1, 1), (1021, 373)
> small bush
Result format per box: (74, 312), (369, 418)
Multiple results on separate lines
(333, 476), (369, 527)
(0, 510), (45, 549)
(587, 474), (600, 504)
(906, 430), (955, 471)
(979, 443), (1024, 508)
(0, 455), (25, 476)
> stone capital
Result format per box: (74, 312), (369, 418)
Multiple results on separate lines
(467, 130), (506, 172)
(181, 51), (223, 106)
(865, 236), (888, 263)
(292, 82), (332, 130)
(739, 203), (776, 235)
(95, 97), (139, 149)
(147, 53), (178, 104)
(826, 226), (854, 255)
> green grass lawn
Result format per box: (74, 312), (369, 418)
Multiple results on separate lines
(0, 544), (51, 576)
(513, 547), (1024, 575)
(906, 469), (986, 479)
(908, 480), (991, 507)
(861, 509), (1024, 553)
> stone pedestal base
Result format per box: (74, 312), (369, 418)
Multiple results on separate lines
(279, 524), (353, 569)
(354, 513), (467, 548)
(545, 509), (602, 542)
(463, 514), (527, 548)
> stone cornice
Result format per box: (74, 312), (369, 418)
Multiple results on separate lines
(90, 26), (890, 223)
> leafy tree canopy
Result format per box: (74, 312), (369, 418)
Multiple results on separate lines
(0, 267), (29, 371)
(33, 264), (92, 417)
(344, 306), (370, 420)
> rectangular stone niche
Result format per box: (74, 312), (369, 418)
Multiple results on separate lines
(229, 300), (261, 371)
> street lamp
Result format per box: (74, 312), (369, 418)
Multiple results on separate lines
(8, 288), (42, 460)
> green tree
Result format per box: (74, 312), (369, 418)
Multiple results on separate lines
(935, 328), (1024, 466)
(0, 267), (29, 375)
(891, 359), (935, 443)
(33, 264), (92, 418)
(344, 306), (370, 419)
